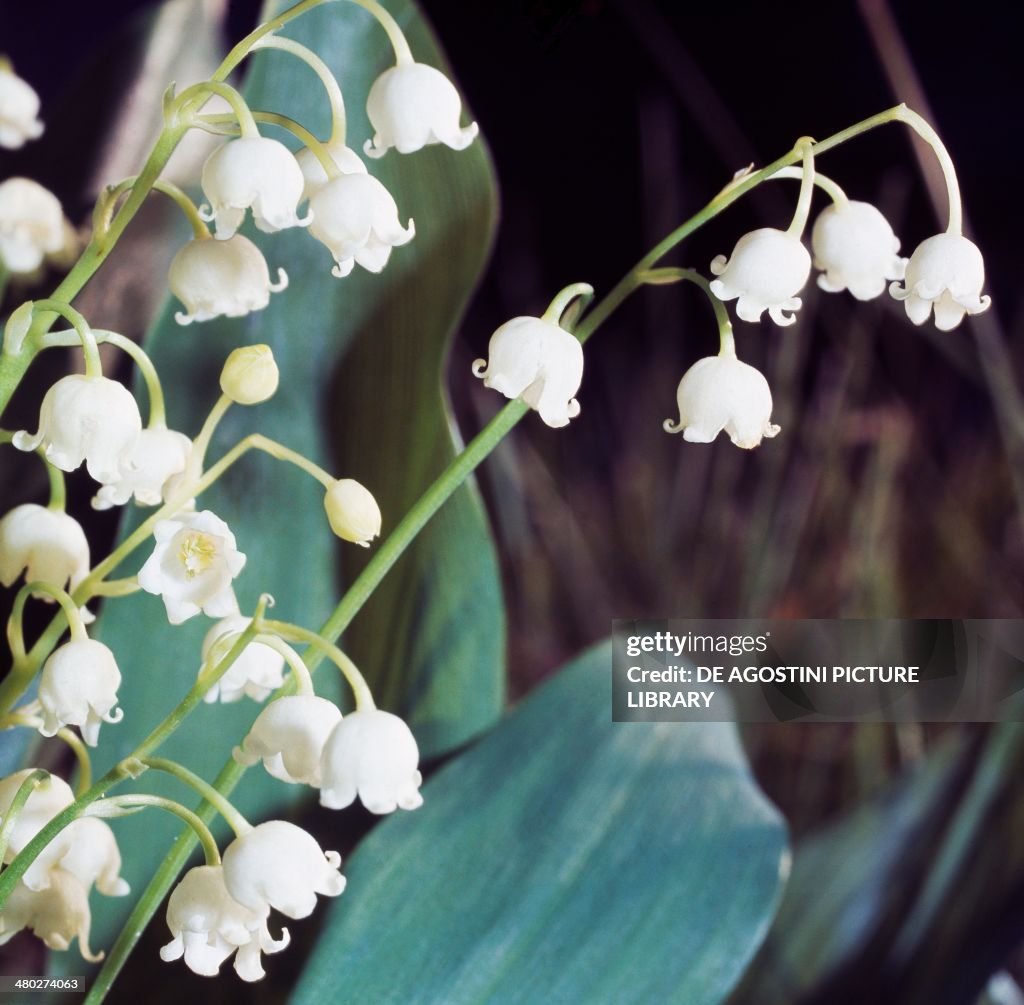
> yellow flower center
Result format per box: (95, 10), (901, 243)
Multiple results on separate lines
(178, 531), (217, 579)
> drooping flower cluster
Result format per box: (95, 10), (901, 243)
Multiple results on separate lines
(0, 8), (467, 990)
(0, 771), (128, 960)
(159, 863), (290, 982)
(234, 698), (423, 815)
(656, 141), (991, 450)
(168, 43), (477, 327)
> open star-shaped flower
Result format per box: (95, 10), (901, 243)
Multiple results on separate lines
(137, 510), (246, 625)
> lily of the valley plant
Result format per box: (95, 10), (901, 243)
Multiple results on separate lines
(0, 0), (989, 997)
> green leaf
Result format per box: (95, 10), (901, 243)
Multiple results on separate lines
(292, 641), (789, 1005)
(64, 0), (502, 957)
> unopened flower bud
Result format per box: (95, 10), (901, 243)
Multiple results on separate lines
(220, 345), (278, 405)
(323, 479), (381, 547)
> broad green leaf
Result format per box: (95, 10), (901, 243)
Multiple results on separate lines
(62, 0), (501, 957)
(293, 641), (789, 1005)
(311, 4), (505, 755)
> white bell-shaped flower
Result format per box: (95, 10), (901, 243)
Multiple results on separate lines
(160, 864), (290, 982)
(0, 178), (65, 273)
(169, 235), (288, 325)
(233, 695), (342, 786)
(320, 709), (423, 814)
(0, 504), (89, 594)
(137, 509), (246, 625)
(710, 228), (811, 326)
(0, 770), (74, 869)
(296, 140), (367, 202)
(13, 374), (142, 482)
(811, 200), (907, 301)
(472, 316), (584, 428)
(323, 479), (381, 547)
(199, 137), (310, 240)
(664, 354), (780, 449)
(222, 820), (345, 920)
(0, 870), (100, 960)
(0, 771), (130, 898)
(53, 818), (130, 898)
(308, 173), (414, 278)
(38, 638), (123, 747)
(0, 66), (44, 148)
(91, 426), (192, 510)
(201, 615), (287, 703)
(19, 812), (129, 897)
(889, 233), (991, 331)
(364, 61), (479, 158)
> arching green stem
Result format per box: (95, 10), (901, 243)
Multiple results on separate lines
(346, 0), (414, 63)
(0, 770), (50, 864)
(897, 105), (963, 235)
(183, 394), (233, 482)
(9, 581), (88, 659)
(638, 267), (735, 357)
(31, 300), (101, 376)
(541, 282), (595, 326)
(260, 618), (374, 709)
(39, 329), (167, 427)
(94, 177), (210, 241)
(43, 452), (66, 511)
(87, 796), (221, 866)
(212, 0), (413, 83)
(195, 432), (336, 492)
(768, 165), (849, 207)
(174, 80), (258, 138)
(89, 579), (141, 598)
(58, 728), (93, 795)
(786, 138), (816, 238)
(251, 634), (316, 697)
(197, 110), (341, 179)
(253, 34), (347, 144)
(138, 758), (252, 837)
